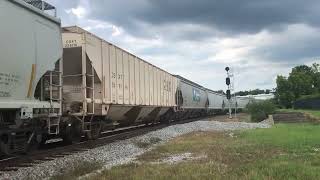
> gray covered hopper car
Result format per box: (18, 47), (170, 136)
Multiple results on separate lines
(236, 97), (251, 109)
(207, 89), (227, 115)
(167, 75), (208, 120)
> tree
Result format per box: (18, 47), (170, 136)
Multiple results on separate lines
(275, 62), (320, 108)
(311, 63), (320, 93)
(288, 65), (314, 98)
(215, 90), (225, 95)
(235, 89), (270, 96)
(265, 89), (271, 94)
(275, 75), (294, 108)
(311, 63), (320, 72)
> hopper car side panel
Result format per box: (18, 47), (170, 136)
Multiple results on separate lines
(0, 0), (62, 107)
(167, 76), (208, 120)
(236, 97), (250, 109)
(129, 55), (136, 105)
(139, 60), (145, 105)
(134, 57), (140, 105)
(102, 41), (111, 104)
(179, 81), (207, 109)
(207, 91), (226, 110)
(123, 52), (130, 105)
(110, 45), (117, 104)
(116, 48), (124, 104)
(62, 26), (178, 127)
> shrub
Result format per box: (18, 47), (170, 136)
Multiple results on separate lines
(246, 100), (276, 122)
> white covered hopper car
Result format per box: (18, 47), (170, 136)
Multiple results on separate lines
(61, 26), (178, 139)
(0, 0), (252, 155)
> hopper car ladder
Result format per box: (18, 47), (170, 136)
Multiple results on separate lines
(44, 60), (62, 135)
(81, 60), (95, 132)
(61, 60), (95, 133)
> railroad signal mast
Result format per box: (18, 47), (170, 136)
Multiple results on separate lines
(225, 67), (235, 119)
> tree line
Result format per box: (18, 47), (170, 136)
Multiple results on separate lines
(235, 89), (272, 96)
(214, 89), (272, 96)
(275, 63), (320, 108)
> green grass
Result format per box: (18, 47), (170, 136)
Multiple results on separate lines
(90, 124), (320, 180)
(277, 109), (320, 118)
(240, 123), (320, 153)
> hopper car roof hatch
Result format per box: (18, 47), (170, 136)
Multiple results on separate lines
(23, 0), (55, 10)
(22, 0), (57, 17)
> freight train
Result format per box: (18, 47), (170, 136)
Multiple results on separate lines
(0, 0), (251, 155)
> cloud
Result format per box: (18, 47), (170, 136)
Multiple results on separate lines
(45, 0), (320, 91)
(66, 6), (87, 19)
(84, 0), (320, 37)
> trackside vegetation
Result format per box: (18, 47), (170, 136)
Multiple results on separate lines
(246, 100), (276, 122)
(275, 63), (320, 108)
(88, 123), (320, 180)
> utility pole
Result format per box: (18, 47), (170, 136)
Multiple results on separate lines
(232, 68), (237, 119)
(225, 67), (232, 119)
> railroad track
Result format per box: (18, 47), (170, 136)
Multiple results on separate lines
(0, 117), (200, 173)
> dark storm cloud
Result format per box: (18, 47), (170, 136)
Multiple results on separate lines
(46, 0), (320, 90)
(88, 0), (320, 36)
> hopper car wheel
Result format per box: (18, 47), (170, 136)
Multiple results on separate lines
(39, 134), (48, 146)
(86, 122), (101, 140)
(63, 122), (82, 144)
(0, 137), (10, 156)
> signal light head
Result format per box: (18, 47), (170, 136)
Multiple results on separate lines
(226, 77), (230, 85)
(226, 90), (231, 99)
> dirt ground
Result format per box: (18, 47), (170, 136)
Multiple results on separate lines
(207, 113), (251, 122)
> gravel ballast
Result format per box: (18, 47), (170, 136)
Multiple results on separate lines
(1, 119), (271, 180)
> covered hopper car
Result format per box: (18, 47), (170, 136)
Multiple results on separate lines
(61, 26), (178, 140)
(0, 0), (252, 155)
(0, 0), (62, 154)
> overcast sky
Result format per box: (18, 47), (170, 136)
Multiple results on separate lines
(47, 0), (320, 91)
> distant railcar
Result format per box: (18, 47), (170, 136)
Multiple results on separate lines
(160, 75), (209, 121)
(206, 89), (227, 115)
(236, 97), (251, 109)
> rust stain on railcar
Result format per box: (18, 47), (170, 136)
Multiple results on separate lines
(27, 64), (36, 98)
